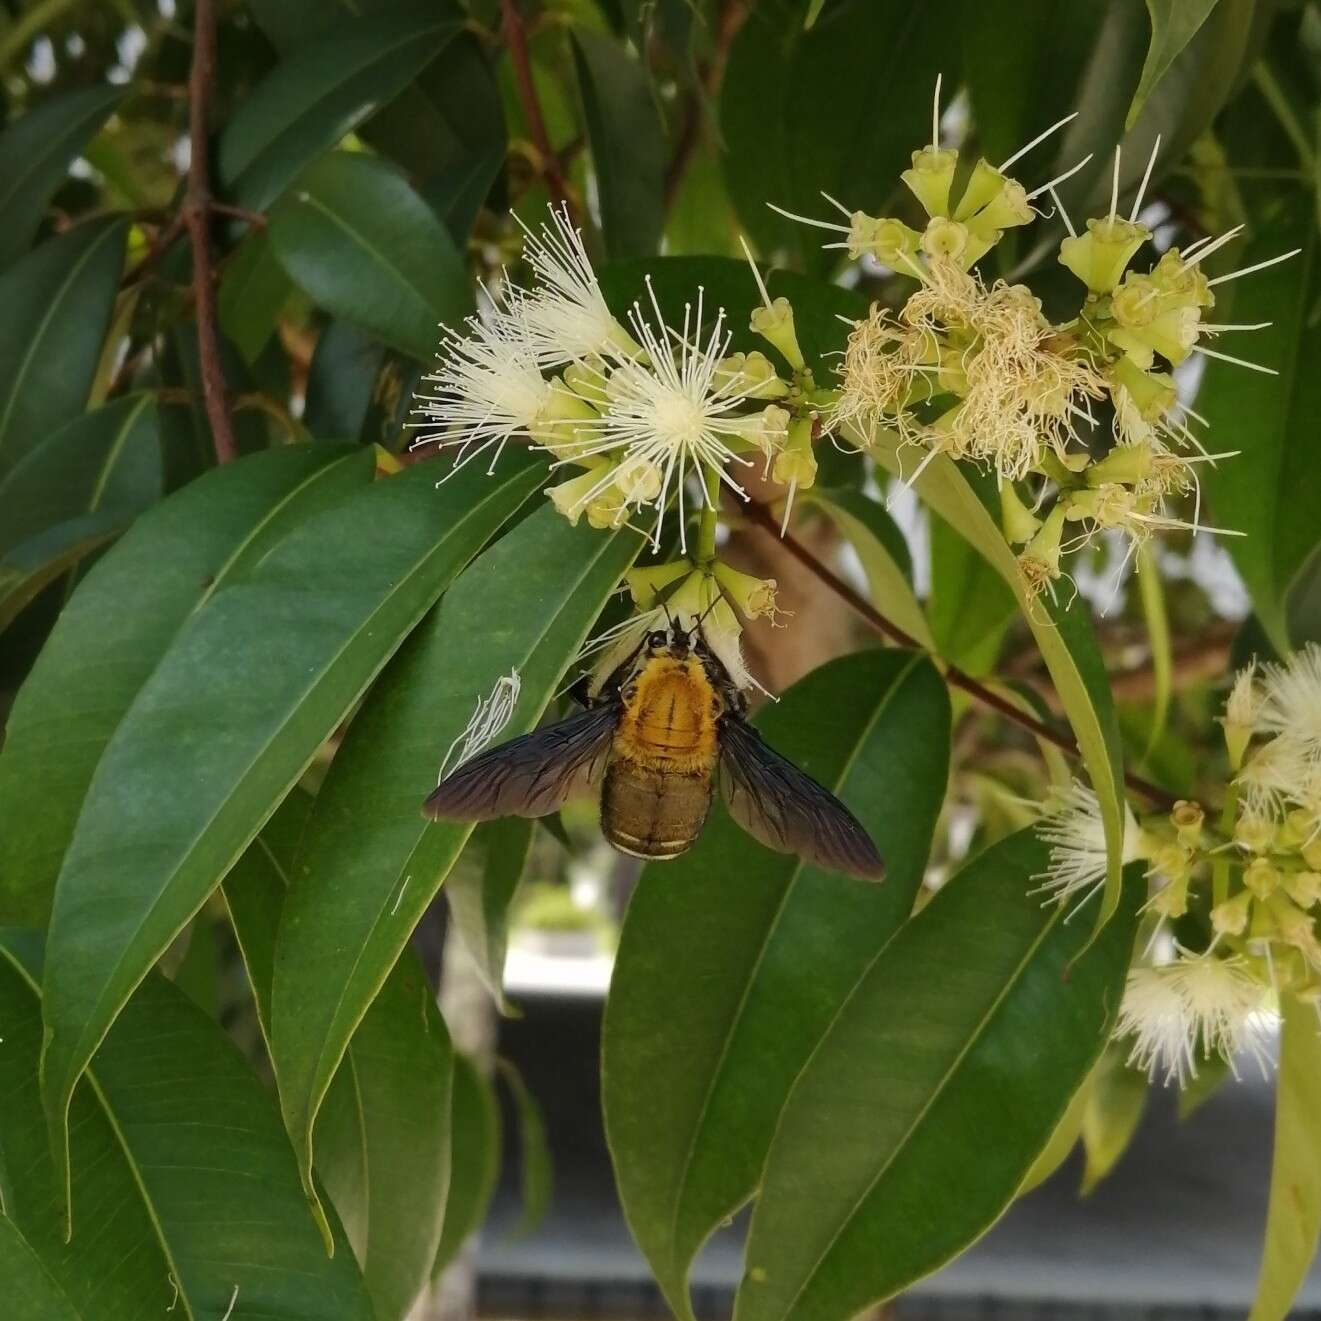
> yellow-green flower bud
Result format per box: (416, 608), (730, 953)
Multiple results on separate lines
(1018, 502), (1068, 589)
(1106, 356), (1177, 421)
(999, 482), (1042, 545)
(1279, 808), (1313, 850)
(1149, 248), (1214, 307)
(1151, 842), (1193, 887)
(1211, 888), (1253, 937)
(902, 146), (959, 218)
(1236, 815), (1276, 854)
(546, 460), (612, 526)
(1058, 217), (1149, 294)
(849, 214), (923, 267)
(920, 217), (994, 270)
(713, 561), (779, 620)
(1286, 870), (1321, 909)
(1086, 441), (1154, 487)
(1150, 874), (1190, 918)
(531, 381), (605, 459)
(1269, 892), (1321, 955)
(956, 160), (1033, 237)
(1170, 799), (1205, 848)
(614, 456), (662, 502)
(1302, 837), (1321, 872)
(562, 357), (610, 406)
(750, 297), (805, 371)
(772, 415), (817, 488)
(1244, 856), (1280, 899)
(626, 559), (692, 608)
(1063, 483), (1135, 528)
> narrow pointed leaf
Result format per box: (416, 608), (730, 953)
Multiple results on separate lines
(433, 1054), (502, 1278)
(1247, 995), (1321, 1321)
(1128, 0), (1222, 127)
(271, 507), (642, 1217)
(497, 1058), (554, 1239)
(0, 940), (374, 1317)
(1080, 1047), (1148, 1195)
(870, 433), (1126, 934)
(0, 220), (127, 480)
(604, 650), (950, 1318)
(217, 7), (461, 212)
(40, 458), (543, 1220)
(735, 834), (1141, 1321)
(269, 151), (471, 362)
(0, 445), (374, 924)
(224, 828), (453, 1321)
(0, 84), (122, 271)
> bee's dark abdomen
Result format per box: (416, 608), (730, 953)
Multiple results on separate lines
(601, 758), (713, 861)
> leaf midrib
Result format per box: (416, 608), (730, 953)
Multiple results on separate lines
(664, 652), (925, 1289)
(0, 94), (116, 219)
(759, 902), (1060, 1321)
(57, 467), (540, 1109)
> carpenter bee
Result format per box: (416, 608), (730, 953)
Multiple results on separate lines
(422, 621), (885, 879)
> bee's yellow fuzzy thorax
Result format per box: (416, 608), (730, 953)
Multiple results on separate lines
(614, 656), (721, 775)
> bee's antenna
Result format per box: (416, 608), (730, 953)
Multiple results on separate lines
(693, 593), (722, 637)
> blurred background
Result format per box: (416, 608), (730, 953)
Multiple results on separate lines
(2, 0), (1319, 1316)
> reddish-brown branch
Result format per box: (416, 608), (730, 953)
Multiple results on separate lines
(741, 498), (1180, 812)
(501, 0), (575, 221)
(183, 0), (237, 465)
(663, 0), (749, 209)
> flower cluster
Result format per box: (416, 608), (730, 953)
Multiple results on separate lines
(782, 87), (1296, 600)
(1033, 647), (1321, 1086)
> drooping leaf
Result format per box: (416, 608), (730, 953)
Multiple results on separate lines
(223, 826), (453, 1321)
(217, 230), (296, 364)
(0, 938), (374, 1317)
(269, 151), (471, 362)
(0, 219), (127, 482)
(1201, 198), (1319, 653)
(802, 488), (934, 653)
(604, 650), (950, 1318)
(497, 1057), (554, 1239)
(305, 320), (386, 442)
(1129, 0), (1223, 127)
(433, 1053), (502, 1278)
(735, 835), (1142, 1321)
(39, 457), (543, 1220)
(720, 0), (956, 269)
(0, 445), (374, 925)
(572, 30), (666, 258)
(1080, 1045), (1148, 1195)
(0, 394), (162, 634)
(1018, 1065), (1093, 1195)
(1247, 994), (1321, 1321)
(217, 6), (462, 211)
(447, 818), (534, 1011)
(870, 432), (1127, 935)
(270, 505), (641, 1220)
(0, 84), (123, 271)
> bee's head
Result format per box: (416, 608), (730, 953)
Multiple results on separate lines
(647, 618), (692, 657)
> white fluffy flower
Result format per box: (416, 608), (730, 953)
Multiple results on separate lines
(513, 204), (639, 367)
(1257, 645), (1321, 760)
(412, 310), (551, 471)
(1117, 953), (1273, 1086)
(550, 281), (781, 551)
(1032, 780), (1142, 911)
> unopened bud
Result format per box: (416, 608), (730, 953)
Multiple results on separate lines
(1211, 888), (1253, 937)
(1236, 815), (1277, 855)
(1170, 800), (1205, 848)
(626, 559), (692, 608)
(1285, 871), (1321, 909)
(750, 298), (805, 371)
(902, 146), (959, 218)
(999, 482), (1042, 545)
(713, 561), (779, 620)
(1244, 856), (1280, 900)
(1058, 216), (1149, 294)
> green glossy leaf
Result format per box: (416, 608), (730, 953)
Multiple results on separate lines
(433, 1054), (501, 1278)
(1129, 0), (1222, 127)
(870, 432), (1127, 934)
(0, 939), (373, 1318)
(224, 828), (453, 1321)
(802, 488), (934, 653)
(572, 30), (665, 259)
(1080, 1045), (1148, 1194)
(217, 230), (296, 364)
(0, 84), (123, 271)
(604, 650), (950, 1318)
(270, 151), (471, 363)
(720, 0), (955, 268)
(1018, 1065), (1093, 1195)
(1201, 198), (1318, 653)
(217, 7), (462, 211)
(0, 394), (162, 633)
(40, 457), (543, 1221)
(1134, 543), (1172, 757)
(735, 834), (1142, 1321)
(0, 219), (127, 481)
(497, 1058), (553, 1239)
(0, 1219), (82, 1321)
(448, 818), (534, 1012)
(305, 320), (386, 442)
(0, 445), (374, 925)
(270, 506), (641, 1220)
(928, 494), (1016, 677)
(1247, 994), (1321, 1321)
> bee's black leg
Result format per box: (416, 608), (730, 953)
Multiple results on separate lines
(565, 672), (594, 707)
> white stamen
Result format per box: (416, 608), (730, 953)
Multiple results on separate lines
(1025, 153), (1094, 201)
(999, 110), (1079, 172)
(438, 670), (522, 781)
(1201, 322), (1273, 332)
(220, 1287), (240, 1321)
(780, 478), (798, 536)
(765, 201), (849, 234)
(1107, 146), (1122, 224)
(740, 234), (774, 310)
(1183, 224), (1246, 268)
(1191, 344), (1279, 375)
(1207, 247), (1302, 286)
(1130, 133), (1161, 221)
(820, 190), (853, 218)
(931, 73), (943, 147)
(1047, 185), (1077, 238)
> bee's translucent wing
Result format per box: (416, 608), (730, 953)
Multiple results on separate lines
(422, 704), (617, 822)
(718, 718), (885, 880)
